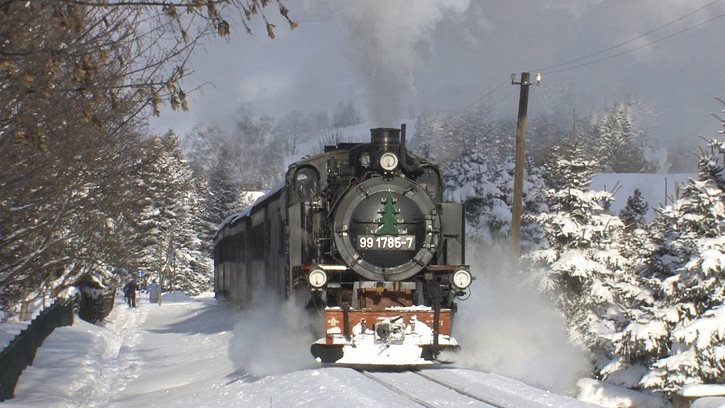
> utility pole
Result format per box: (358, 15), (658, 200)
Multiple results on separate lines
(510, 72), (539, 258)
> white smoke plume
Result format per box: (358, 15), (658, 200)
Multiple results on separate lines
(331, 0), (471, 126)
(229, 290), (317, 377)
(448, 244), (591, 395)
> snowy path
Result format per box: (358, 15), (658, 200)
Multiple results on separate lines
(5, 293), (598, 407)
(5, 294), (241, 408)
(75, 300), (148, 407)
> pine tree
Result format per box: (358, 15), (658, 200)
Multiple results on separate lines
(527, 141), (637, 363)
(442, 150), (546, 250)
(232, 107), (283, 191)
(130, 133), (212, 295)
(443, 149), (499, 241)
(162, 134), (211, 295)
(639, 140), (725, 393)
(413, 111), (459, 164)
(587, 102), (647, 173)
(619, 188), (649, 231)
(607, 101), (725, 395)
(207, 146), (243, 226)
(413, 107), (514, 168)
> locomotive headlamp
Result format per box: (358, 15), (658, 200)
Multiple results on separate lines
(308, 269), (327, 288)
(379, 152), (399, 171)
(452, 269), (473, 290)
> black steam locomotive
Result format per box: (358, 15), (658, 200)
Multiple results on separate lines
(213, 126), (472, 366)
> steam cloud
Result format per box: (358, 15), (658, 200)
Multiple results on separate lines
(334, 0), (471, 126)
(229, 290), (317, 377)
(448, 245), (591, 394)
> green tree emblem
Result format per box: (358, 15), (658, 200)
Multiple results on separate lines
(376, 191), (400, 235)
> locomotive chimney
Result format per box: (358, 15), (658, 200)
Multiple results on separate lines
(370, 128), (401, 151)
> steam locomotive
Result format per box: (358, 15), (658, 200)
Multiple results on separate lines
(213, 125), (472, 366)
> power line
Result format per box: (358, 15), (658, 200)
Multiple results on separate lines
(536, 0), (725, 74)
(449, 78), (510, 114)
(469, 79), (509, 106)
(451, 1), (724, 113)
(481, 89), (517, 112)
(544, 9), (725, 75)
(535, 0), (721, 73)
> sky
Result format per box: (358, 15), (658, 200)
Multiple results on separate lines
(0, 292), (643, 408)
(150, 0), (725, 164)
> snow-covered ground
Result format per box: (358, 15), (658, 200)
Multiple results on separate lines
(4, 292), (604, 408)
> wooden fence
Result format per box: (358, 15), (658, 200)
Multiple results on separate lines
(0, 296), (76, 401)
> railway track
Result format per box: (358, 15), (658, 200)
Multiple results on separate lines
(358, 368), (598, 408)
(360, 370), (506, 408)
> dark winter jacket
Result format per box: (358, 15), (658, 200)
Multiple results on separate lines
(124, 281), (138, 298)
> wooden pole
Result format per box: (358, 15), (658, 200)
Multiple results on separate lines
(511, 72), (531, 258)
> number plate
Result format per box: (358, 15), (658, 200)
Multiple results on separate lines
(357, 235), (416, 250)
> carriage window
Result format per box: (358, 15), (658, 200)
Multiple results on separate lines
(294, 167), (319, 202)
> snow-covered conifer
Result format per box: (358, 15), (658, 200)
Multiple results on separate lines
(207, 146), (243, 226)
(443, 149), (499, 241)
(134, 133), (211, 295)
(443, 150), (546, 251)
(638, 142), (725, 393)
(527, 140), (637, 363)
(608, 101), (725, 395)
(412, 111), (459, 164)
(586, 101), (648, 173)
(619, 189), (649, 231)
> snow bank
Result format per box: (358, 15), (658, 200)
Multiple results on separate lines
(692, 397), (725, 408)
(577, 378), (670, 408)
(0, 320), (30, 351)
(681, 383), (725, 408)
(682, 384), (725, 398)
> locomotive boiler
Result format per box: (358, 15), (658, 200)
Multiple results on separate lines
(213, 125), (472, 366)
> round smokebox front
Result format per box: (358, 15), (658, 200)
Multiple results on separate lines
(333, 177), (440, 281)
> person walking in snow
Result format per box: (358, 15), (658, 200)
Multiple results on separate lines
(124, 279), (138, 308)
